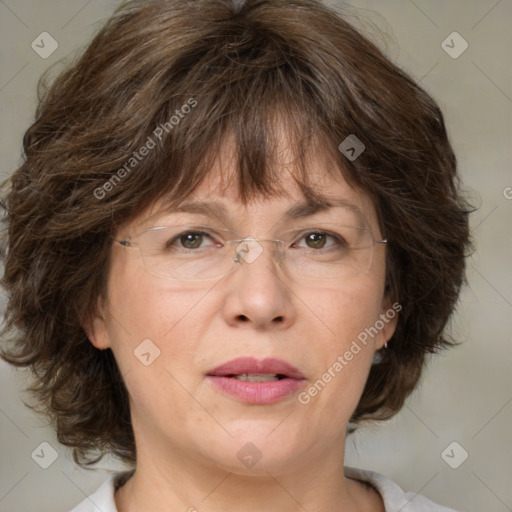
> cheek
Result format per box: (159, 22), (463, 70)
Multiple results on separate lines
(102, 259), (212, 421)
(103, 254), (207, 367)
(308, 273), (385, 344)
(328, 282), (383, 370)
(297, 278), (385, 418)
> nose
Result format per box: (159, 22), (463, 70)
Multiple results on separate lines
(221, 238), (296, 330)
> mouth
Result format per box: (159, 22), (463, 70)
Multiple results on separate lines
(227, 373), (288, 382)
(206, 357), (306, 405)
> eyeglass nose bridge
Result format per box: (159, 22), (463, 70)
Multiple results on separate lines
(230, 237), (285, 266)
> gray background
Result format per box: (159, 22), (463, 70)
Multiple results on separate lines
(0, 1), (511, 511)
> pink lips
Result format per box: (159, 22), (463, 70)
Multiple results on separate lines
(206, 357), (306, 405)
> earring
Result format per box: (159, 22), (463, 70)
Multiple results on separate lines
(384, 342), (388, 349)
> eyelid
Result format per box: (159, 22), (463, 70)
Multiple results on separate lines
(141, 223), (365, 233)
(135, 225), (242, 243)
(142, 224), (369, 244)
(159, 227), (347, 253)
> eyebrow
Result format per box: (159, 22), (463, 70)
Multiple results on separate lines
(169, 198), (368, 225)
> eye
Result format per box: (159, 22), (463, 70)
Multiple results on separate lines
(294, 230), (347, 250)
(167, 230), (219, 250)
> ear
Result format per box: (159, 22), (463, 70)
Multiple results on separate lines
(376, 295), (400, 350)
(82, 296), (112, 350)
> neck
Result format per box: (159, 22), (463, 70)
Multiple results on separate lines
(114, 437), (383, 512)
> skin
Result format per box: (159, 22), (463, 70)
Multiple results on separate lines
(86, 137), (397, 512)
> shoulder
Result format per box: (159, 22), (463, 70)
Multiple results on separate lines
(68, 472), (130, 512)
(345, 466), (462, 512)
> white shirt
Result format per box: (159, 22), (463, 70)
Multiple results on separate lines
(69, 466), (461, 511)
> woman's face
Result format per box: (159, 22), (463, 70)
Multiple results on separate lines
(88, 147), (397, 476)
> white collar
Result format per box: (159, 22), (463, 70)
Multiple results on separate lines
(70, 467), (459, 512)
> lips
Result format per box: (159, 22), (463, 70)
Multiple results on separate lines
(207, 357), (305, 380)
(206, 357), (306, 405)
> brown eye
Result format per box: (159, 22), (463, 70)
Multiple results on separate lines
(296, 231), (343, 250)
(179, 232), (204, 249)
(164, 231), (215, 251)
(304, 232), (328, 249)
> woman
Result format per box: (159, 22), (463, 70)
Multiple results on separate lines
(0, 0), (472, 510)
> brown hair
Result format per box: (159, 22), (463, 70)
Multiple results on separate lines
(0, 0), (473, 468)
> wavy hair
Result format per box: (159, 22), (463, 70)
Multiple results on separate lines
(0, 0), (473, 468)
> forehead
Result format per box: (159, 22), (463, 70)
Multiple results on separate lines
(134, 130), (381, 234)
(139, 168), (379, 237)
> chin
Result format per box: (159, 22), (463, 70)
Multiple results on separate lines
(197, 426), (308, 474)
